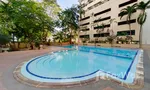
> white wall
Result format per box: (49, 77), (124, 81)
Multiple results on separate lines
(143, 0), (150, 44)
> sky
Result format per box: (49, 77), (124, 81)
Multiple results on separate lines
(57, 0), (79, 9)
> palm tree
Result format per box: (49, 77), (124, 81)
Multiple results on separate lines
(58, 7), (79, 44)
(107, 35), (116, 47)
(119, 4), (137, 36)
(72, 5), (85, 45)
(77, 4), (85, 20)
(94, 23), (105, 46)
(96, 23), (105, 39)
(108, 18), (117, 30)
(53, 31), (64, 46)
(136, 1), (150, 48)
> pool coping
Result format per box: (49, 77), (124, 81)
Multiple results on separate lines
(13, 49), (144, 89)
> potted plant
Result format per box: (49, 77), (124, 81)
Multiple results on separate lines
(125, 35), (133, 44)
(82, 38), (88, 45)
(117, 37), (126, 44)
(106, 35), (116, 47)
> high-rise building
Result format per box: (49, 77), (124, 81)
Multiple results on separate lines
(79, 0), (142, 43)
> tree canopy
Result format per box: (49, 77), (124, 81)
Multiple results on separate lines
(0, 0), (60, 46)
(56, 5), (82, 44)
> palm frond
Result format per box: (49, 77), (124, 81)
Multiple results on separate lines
(145, 0), (150, 7)
(132, 3), (138, 8)
(147, 5), (150, 8)
(137, 1), (150, 10)
(137, 12), (147, 25)
(119, 11), (127, 19)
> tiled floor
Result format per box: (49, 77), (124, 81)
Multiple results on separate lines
(0, 46), (150, 90)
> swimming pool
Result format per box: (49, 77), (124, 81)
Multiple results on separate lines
(20, 46), (142, 86)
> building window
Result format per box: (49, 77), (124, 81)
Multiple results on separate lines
(117, 30), (135, 36)
(94, 24), (110, 29)
(94, 8), (111, 16)
(119, 0), (138, 8)
(94, 33), (110, 37)
(94, 16), (111, 23)
(81, 3), (87, 8)
(80, 35), (90, 38)
(118, 19), (136, 25)
(118, 10), (136, 16)
(80, 16), (90, 21)
(94, 1), (104, 7)
(88, 0), (93, 3)
(87, 0), (110, 11)
(80, 22), (90, 26)
(88, 6), (94, 10)
(81, 28), (90, 31)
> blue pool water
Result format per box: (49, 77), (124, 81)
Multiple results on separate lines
(21, 46), (140, 83)
(63, 45), (75, 49)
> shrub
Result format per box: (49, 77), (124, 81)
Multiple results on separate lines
(0, 34), (11, 47)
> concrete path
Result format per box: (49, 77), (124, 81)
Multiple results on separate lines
(142, 50), (150, 90)
(0, 46), (149, 90)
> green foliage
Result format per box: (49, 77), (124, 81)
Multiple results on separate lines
(35, 41), (40, 48)
(125, 35), (133, 41)
(137, 12), (147, 25)
(73, 4), (85, 19)
(136, 0), (150, 48)
(42, 0), (61, 19)
(58, 7), (79, 30)
(0, 0), (59, 47)
(137, 1), (150, 25)
(57, 5), (81, 44)
(96, 23), (105, 30)
(117, 37), (126, 43)
(106, 35), (116, 44)
(119, 3), (137, 37)
(137, 1), (150, 10)
(0, 34), (11, 45)
(117, 32), (128, 36)
(53, 31), (64, 43)
(119, 4), (137, 20)
(119, 3), (137, 34)
(95, 23), (105, 40)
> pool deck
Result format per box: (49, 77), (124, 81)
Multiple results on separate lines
(0, 46), (150, 90)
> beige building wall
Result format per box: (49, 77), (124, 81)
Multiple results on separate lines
(79, 0), (143, 42)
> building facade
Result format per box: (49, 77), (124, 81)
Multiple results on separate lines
(79, 0), (143, 43)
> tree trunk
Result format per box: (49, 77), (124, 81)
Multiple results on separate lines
(129, 23), (132, 44)
(99, 32), (101, 45)
(129, 24), (131, 36)
(17, 38), (20, 49)
(59, 40), (62, 46)
(70, 30), (72, 44)
(139, 25), (143, 48)
(24, 37), (28, 48)
(30, 42), (34, 50)
(12, 33), (15, 44)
